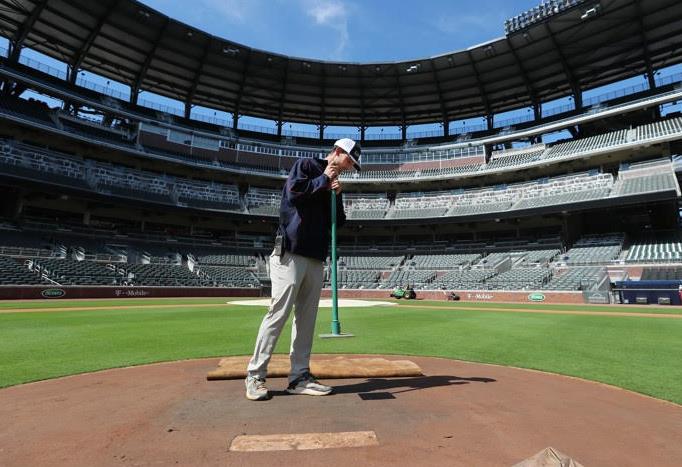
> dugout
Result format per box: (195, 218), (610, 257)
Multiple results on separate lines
(615, 280), (682, 305)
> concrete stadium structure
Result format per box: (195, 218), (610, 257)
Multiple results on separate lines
(1, 0), (682, 304)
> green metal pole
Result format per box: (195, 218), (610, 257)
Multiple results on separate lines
(330, 190), (341, 335)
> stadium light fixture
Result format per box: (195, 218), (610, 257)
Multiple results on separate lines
(406, 64), (420, 73)
(504, 0), (587, 34)
(580, 4), (600, 20)
(222, 47), (240, 55)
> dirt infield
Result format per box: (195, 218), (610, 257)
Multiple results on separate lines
(0, 355), (680, 467)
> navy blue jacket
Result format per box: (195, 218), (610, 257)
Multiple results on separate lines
(278, 157), (346, 261)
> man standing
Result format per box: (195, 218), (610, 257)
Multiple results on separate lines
(245, 138), (361, 400)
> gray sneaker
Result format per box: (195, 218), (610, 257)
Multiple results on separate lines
(245, 376), (269, 401)
(286, 372), (332, 396)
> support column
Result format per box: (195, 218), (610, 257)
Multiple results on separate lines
(66, 65), (77, 85)
(483, 144), (493, 163)
(130, 87), (139, 106)
(646, 69), (656, 90)
(7, 40), (17, 63)
(64, 65), (80, 114)
(533, 101), (541, 121)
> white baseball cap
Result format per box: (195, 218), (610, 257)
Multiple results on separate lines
(333, 138), (362, 171)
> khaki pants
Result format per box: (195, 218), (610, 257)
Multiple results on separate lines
(247, 251), (324, 383)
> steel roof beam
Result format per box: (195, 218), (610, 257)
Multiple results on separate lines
(69, 0), (120, 83)
(231, 48), (252, 129)
(319, 64), (326, 140)
(130, 16), (169, 105)
(360, 68), (403, 123)
(466, 50), (492, 128)
(429, 58), (450, 136)
(185, 37), (212, 118)
(505, 37), (538, 112)
(393, 67), (407, 137)
(8, 0), (48, 62)
(276, 57), (290, 136)
(543, 22), (582, 109)
(634, 0), (656, 89)
(358, 70), (367, 138)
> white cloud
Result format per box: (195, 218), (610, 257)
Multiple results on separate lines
(301, 0), (350, 59)
(308, 1), (346, 24)
(200, 0), (253, 24)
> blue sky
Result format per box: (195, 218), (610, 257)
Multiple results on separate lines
(140, 0), (542, 62)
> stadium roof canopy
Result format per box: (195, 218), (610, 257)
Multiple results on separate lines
(1, 0), (682, 127)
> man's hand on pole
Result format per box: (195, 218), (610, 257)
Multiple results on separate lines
(325, 160), (342, 194)
(330, 178), (342, 194)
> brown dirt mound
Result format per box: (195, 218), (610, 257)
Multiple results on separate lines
(0, 355), (680, 466)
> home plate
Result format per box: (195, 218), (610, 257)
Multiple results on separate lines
(229, 431), (379, 451)
(229, 298), (396, 307)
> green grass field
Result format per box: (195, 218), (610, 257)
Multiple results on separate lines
(1, 297), (681, 404)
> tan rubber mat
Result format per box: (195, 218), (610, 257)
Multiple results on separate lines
(206, 355), (423, 380)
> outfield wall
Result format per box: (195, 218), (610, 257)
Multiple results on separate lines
(320, 288), (585, 304)
(0, 286), (584, 303)
(0, 286), (262, 300)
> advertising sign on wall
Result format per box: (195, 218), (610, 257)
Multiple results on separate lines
(527, 293), (546, 302)
(41, 288), (66, 298)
